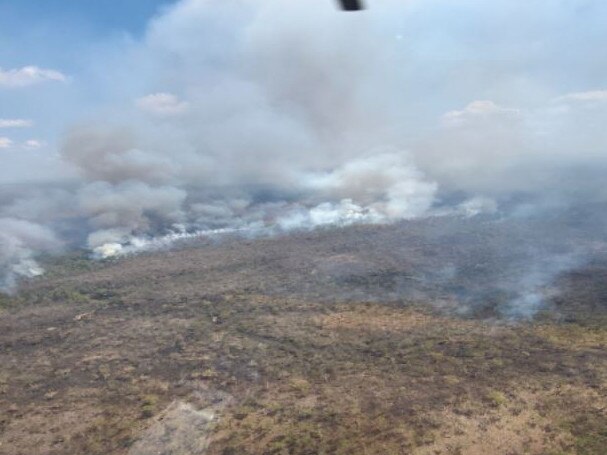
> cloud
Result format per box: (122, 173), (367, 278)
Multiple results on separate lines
(0, 137), (13, 149)
(0, 119), (33, 128)
(415, 90), (607, 197)
(23, 139), (45, 150)
(136, 92), (189, 116)
(0, 65), (67, 88)
(442, 101), (520, 126)
(555, 90), (607, 103)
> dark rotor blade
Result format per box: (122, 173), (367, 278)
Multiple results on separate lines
(338, 0), (364, 11)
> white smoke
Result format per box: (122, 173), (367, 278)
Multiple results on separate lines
(0, 218), (61, 293)
(50, 0), (607, 263)
(3, 0), (607, 296)
(457, 197), (498, 218)
(79, 181), (187, 249)
(87, 149), (438, 257)
(92, 225), (242, 259)
(277, 199), (382, 231)
(501, 254), (582, 320)
(304, 153), (437, 220)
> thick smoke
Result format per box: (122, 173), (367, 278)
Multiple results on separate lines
(304, 153), (437, 219)
(2, 0), (607, 319)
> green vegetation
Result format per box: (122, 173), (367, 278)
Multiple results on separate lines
(486, 390), (508, 407)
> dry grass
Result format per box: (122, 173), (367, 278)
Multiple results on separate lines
(1, 221), (607, 454)
(317, 306), (434, 332)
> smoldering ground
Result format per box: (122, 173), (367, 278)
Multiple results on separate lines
(2, 0), (607, 320)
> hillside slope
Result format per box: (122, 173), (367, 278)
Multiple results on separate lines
(1, 218), (606, 454)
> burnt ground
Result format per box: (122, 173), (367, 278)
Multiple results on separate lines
(1, 217), (607, 454)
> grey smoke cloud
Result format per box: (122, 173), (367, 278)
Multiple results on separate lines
(80, 0), (607, 201)
(2, 0), (607, 309)
(79, 181), (186, 247)
(62, 128), (179, 185)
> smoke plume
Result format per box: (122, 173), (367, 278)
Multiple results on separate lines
(2, 0), (607, 319)
(0, 218), (61, 293)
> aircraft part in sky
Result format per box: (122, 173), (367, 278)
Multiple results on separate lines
(338, 0), (365, 11)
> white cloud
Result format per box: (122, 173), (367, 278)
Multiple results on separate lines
(23, 139), (45, 150)
(0, 66), (67, 88)
(555, 90), (607, 103)
(0, 119), (33, 128)
(442, 100), (520, 126)
(135, 92), (189, 116)
(0, 137), (14, 149)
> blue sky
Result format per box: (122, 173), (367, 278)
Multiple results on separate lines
(0, 0), (177, 178)
(0, 0), (176, 75)
(0, 0), (176, 38)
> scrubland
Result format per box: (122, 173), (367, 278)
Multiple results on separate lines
(1, 217), (606, 454)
